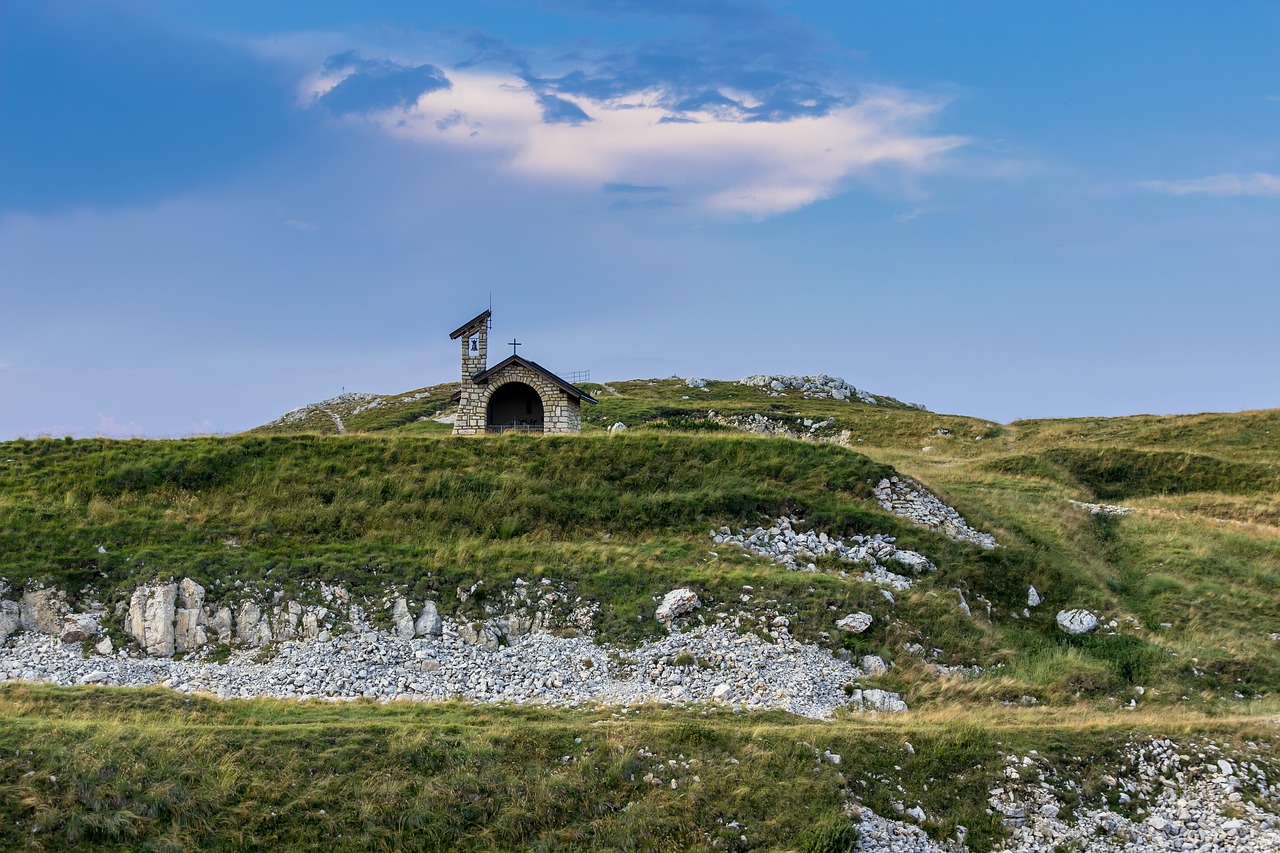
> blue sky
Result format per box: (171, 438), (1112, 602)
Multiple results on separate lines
(2, 1), (1278, 438)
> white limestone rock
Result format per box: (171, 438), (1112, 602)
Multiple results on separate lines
(863, 689), (908, 712)
(861, 654), (888, 675)
(19, 588), (68, 635)
(391, 597), (415, 640)
(836, 612), (873, 634)
(126, 583), (178, 657)
(1027, 586), (1042, 607)
(1056, 608), (1099, 636)
(174, 578), (208, 652)
(414, 601), (443, 637)
(59, 613), (101, 643)
(655, 589), (700, 629)
(0, 600), (20, 645)
(235, 601), (272, 646)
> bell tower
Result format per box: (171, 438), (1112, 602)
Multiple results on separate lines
(448, 309), (491, 435)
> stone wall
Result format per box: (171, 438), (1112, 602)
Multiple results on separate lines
(455, 365), (582, 435)
(454, 318), (490, 436)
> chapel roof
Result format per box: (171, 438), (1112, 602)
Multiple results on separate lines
(463, 355), (598, 404)
(448, 309), (491, 340)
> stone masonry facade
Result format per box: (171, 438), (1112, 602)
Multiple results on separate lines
(450, 310), (587, 436)
(454, 364), (583, 436)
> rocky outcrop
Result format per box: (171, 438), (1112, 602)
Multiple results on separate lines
(0, 600), (20, 645)
(739, 374), (880, 404)
(19, 588), (69, 634)
(1068, 499), (1135, 517)
(126, 583), (178, 657)
(713, 516), (935, 590)
(874, 477), (997, 549)
(174, 578), (207, 652)
(1056, 609), (1100, 635)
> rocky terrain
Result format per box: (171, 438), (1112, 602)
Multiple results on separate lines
(0, 575), (907, 718)
(848, 737), (1280, 852)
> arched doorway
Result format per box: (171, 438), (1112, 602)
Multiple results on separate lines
(486, 382), (544, 433)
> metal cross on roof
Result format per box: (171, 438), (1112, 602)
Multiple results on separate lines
(509, 338), (522, 356)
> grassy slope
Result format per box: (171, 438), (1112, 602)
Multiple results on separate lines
(1, 684), (1274, 853)
(2, 378), (1279, 850)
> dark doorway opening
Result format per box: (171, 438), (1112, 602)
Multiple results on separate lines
(486, 382), (544, 433)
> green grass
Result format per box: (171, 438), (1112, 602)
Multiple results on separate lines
(2, 684), (1274, 852)
(3, 379), (1280, 849)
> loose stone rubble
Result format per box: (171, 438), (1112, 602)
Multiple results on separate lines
(875, 477), (997, 549)
(0, 577), (908, 719)
(986, 738), (1280, 852)
(712, 517), (934, 590)
(1069, 499), (1136, 516)
(739, 374), (879, 404)
(0, 617), (903, 719)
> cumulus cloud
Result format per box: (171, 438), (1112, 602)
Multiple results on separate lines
(1141, 172), (1280, 197)
(307, 66), (963, 216)
(316, 51), (450, 115)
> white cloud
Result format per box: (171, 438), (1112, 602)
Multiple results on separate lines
(309, 70), (966, 217)
(283, 218), (318, 231)
(1141, 172), (1280, 198)
(95, 413), (145, 438)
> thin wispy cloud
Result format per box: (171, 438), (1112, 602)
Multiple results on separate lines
(283, 219), (318, 231)
(95, 413), (144, 438)
(1141, 172), (1280, 197)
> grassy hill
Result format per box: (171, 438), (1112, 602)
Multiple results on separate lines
(2, 376), (1278, 850)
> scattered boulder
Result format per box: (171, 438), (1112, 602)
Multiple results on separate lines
(59, 613), (101, 643)
(414, 601), (443, 637)
(861, 654), (888, 675)
(1027, 586), (1042, 607)
(863, 689), (908, 712)
(655, 589), (700, 629)
(608, 422), (627, 433)
(390, 597), (415, 640)
(1056, 609), (1099, 636)
(94, 636), (114, 655)
(836, 612), (873, 634)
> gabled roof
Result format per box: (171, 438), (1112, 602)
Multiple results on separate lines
(448, 309), (491, 340)
(472, 355), (598, 404)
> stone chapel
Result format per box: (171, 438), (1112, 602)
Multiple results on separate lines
(448, 309), (596, 435)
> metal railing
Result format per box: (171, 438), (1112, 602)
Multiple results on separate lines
(486, 423), (544, 434)
(565, 369), (590, 384)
